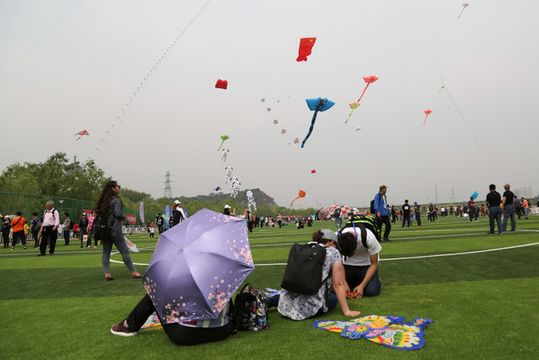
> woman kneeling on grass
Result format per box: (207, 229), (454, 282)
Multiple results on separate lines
(267, 229), (361, 320)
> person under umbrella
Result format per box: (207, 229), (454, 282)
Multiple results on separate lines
(110, 209), (254, 345)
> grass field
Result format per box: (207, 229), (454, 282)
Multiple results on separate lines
(1, 215), (538, 359)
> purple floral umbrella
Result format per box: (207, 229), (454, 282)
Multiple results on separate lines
(143, 209), (254, 324)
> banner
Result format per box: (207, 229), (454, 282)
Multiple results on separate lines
(126, 214), (137, 224)
(139, 202), (145, 224)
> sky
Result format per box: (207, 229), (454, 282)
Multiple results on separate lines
(1, 0), (539, 209)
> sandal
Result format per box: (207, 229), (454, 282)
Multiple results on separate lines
(104, 276), (114, 281)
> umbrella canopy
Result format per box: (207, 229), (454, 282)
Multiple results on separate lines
(143, 209), (254, 324)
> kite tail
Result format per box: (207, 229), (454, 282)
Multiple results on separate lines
(217, 140), (225, 151)
(345, 108), (355, 124)
(290, 196), (300, 206)
(296, 55), (308, 62)
(423, 115), (428, 126)
(357, 82), (371, 103)
(301, 110), (319, 148)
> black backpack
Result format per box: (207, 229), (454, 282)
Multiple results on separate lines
(93, 215), (111, 240)
(370, 199), (375, 214)
(339, 214), (381, 246)
(232, 284), (269, 332)
(281, 242), (329, 295)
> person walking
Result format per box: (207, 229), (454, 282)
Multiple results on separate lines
(373, 185), (391, 242)
(95, 180), (143, 281)
(414, 202), (422, 226)
(30, 212), (42, 248)
(1, 215), (10, 249)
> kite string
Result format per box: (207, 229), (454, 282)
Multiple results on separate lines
(439, 76), (499, 175)
(96, 0), (213, 150)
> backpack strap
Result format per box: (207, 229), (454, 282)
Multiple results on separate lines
(338, 222), (368, 248)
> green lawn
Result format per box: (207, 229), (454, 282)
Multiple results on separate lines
(1, 215), (538, 359)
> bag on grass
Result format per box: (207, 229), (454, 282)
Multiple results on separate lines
(281, 242), (329, 295)
(93, 215), (111, 241)
(232, 284), (269, 331)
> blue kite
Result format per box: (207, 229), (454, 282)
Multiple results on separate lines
(301, 97), (335, 148)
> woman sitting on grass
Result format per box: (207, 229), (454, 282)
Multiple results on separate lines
(267, 229), (361, 320)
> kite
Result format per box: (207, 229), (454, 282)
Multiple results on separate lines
(301, 97), (335, 148)
(281, 129), (286, 135)
(230, 178), (241, 198)
(221, 148), (229, 162)
(296, 37), (317, 62)
(215, 79), (228, 90)
(313, 315), (434, 350)
(355, 127), (361, 131)
(423, 110), (432, 126)
(224, 166), (233, 183)
(471, 191), (478, 199)
(214, 186), (222, 192)
(290, 190), (306, 206)
(267, 108), (272, 112)
(246, 190), (257, 212)
(273, 120), (279, 125)
(218, 135), (230, 151)
(74, 130), (89, 141)
(311, 170), (316, 174)
(261, 98), (265, 102)
(125, 237), (139, 253)
(458, 3), (469, 18)
(100, 139), (107, 145)
(345, 76), (379, 124)
(293, 138), (299, 144)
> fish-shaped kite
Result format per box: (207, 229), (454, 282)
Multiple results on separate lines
(290, 190), (306, 206)
(297, 37), (317, 62)
(75, 130), (89, 141)
(301, 97), (335, 148)
(423, 110), (432, 126)
(345, 76), (379, 124)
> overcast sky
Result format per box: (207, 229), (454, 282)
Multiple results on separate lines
(1, 0), (538, 209)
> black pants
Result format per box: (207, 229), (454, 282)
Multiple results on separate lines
(126, 294), (232, 346)
(32, 230), (40, 247)
(40, 226), (58, 254)
(416, 213), (421, 226)
(377, 215), (391, 239)
(12, 231), (26, 247)
(402, 213), (411, 227)
(343, 265), (382, 297)
(63, 229), (70, 245)
(2, 233), (9, 248)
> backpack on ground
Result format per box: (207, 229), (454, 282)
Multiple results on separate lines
(93, 215), (111, 241)
(281, 242), (329, 295)
(340, 214), (381, 246)
(232, 284), (268, 331)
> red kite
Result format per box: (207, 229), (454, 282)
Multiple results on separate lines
(296, 38), (317, 62)
(423, 110), (432, 126)
(215, 79), (228, 89)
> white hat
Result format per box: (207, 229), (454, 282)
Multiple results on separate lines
(174, 200), (181, 204)
(224, 205), (231, 209)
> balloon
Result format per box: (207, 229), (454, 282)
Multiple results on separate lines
(215, 79), (228, 89)
(296, 37), (317, 62)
